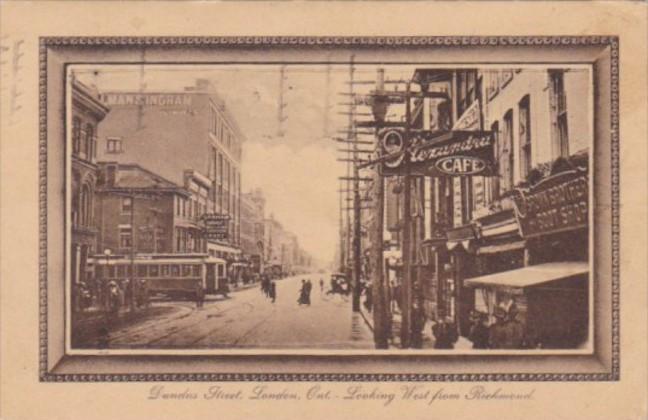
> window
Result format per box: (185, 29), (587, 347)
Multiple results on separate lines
(171, 264), (180, 277)
(72, 117), (81, 154)
(519, 95), (532, 179)
(149, 265), (159, 277)
(117, 265), (125, 278)
(137, 265), (147, 277)
(502, 110), (514, 192)
(106, 137), (123, 153)
(80, 124), (92, 159)
(550, 70), (569, 158)
(161, 265), (170, 277)
(107, 265), (115, 278)
(79, 184), (92, 226)
(182, 265), (192, 277)
(121, 197), (133, 214)
(192, 265), (201, 277)
(218, 264), (224, 277)
(119, 226), (132, 249)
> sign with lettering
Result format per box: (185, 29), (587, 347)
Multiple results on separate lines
(381, 130), (496, 177)
(452, 100), (481, 130)
(511, 169), (589, 238)
(100, 93), (193, 107)
(202, 214), (230, 241)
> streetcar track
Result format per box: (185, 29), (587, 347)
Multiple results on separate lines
(143, 299), (256, 347)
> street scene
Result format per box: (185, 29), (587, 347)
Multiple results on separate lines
(69, 63), (591, 351)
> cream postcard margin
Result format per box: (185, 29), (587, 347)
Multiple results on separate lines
(1, 2), (646, 420)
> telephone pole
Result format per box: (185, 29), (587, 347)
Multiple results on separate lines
(371, 68), (389, 348)
(400, 81), (413, 348)
(277, 65), (287, 137)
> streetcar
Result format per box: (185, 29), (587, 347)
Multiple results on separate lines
(89, 253), (229, 300)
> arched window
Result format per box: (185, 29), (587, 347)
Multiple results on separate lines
(79, 183), (92, 227)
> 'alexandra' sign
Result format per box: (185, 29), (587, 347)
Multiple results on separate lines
(511, 169), (589, 238)
(381, 130), (496, 177)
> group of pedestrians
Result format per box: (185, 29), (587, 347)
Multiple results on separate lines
(260, 275), (277, 303)
(468, 304), (526, 349)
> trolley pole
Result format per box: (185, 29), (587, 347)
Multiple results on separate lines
(400, 81), (413, 348)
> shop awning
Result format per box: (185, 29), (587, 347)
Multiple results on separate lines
(464, 262), (588, 289)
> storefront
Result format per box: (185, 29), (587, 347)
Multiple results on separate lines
(464, 160), (590, 349)
(465, 262), (588, 348)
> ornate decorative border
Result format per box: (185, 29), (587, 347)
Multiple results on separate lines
(38, 36), (620, 382)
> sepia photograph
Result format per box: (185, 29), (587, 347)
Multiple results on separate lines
(2, 2), (647, 419)
(66, 62), (592, 354)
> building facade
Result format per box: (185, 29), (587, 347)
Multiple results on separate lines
(240, 189), (265, 267)
(95, 163), (192, 255)
(380, 67), (591, 348)
(70, 78), (110, 287)
(96, 79), (243, 261)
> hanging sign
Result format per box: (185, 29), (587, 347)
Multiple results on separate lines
(381, 130), (496, 177)
(202, 213), (230, 241)
(511, 169), (589, 238)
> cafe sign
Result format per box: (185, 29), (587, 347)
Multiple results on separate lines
(511, 169), (589, 238)
(381, 129), (496, 177)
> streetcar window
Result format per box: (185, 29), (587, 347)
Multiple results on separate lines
(137, 265), (147, 277)
(149, 265), (159, 277)
(95, 266), (103, 278)
(107, 266), (115, 278)
(182, 265), (192, 277)
(217, 264), (224, 277)
(171, 265), (180, 277)
(117, 265), (125, 278)
(161, 265), (169, 277)
(192, 265), (201, 277)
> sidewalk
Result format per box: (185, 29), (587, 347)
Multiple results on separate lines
(359, 308), (473, 350)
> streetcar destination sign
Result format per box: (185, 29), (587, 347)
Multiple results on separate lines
(380, 129), (496, 177)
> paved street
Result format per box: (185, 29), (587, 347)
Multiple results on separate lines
(79, 274), (373, 350)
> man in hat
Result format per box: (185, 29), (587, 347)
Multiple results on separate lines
(504, 304), (525, 349)
(489, 306), (508, 349)
(468, 310), (490, 349)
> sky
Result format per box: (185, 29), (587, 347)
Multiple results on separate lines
(73, 64), (426, 265)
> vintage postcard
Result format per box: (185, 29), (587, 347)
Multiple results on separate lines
(1, 2), (646, 420)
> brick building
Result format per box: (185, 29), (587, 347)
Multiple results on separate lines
(96, 79), (243, 260)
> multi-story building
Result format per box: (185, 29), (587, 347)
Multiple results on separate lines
(70, 78), (110, 288)
(96, 79), (243, 262)
(95, 162), (192, 255)
(381, 67), (591, 348)
(240, 189), (265, 266)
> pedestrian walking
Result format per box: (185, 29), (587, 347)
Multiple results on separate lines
(269, 281), (276, 303)
(106, 281), (121, 323)
(319, 278), (324, 293)
(304, 280), (312, 306)
(410, 303), (425, 348)
(298, 280), (307, 305)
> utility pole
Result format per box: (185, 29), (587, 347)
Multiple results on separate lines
(401, 81), (413, 348)
(349, 54), (362, 313)
(371, 68), (389, 348)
